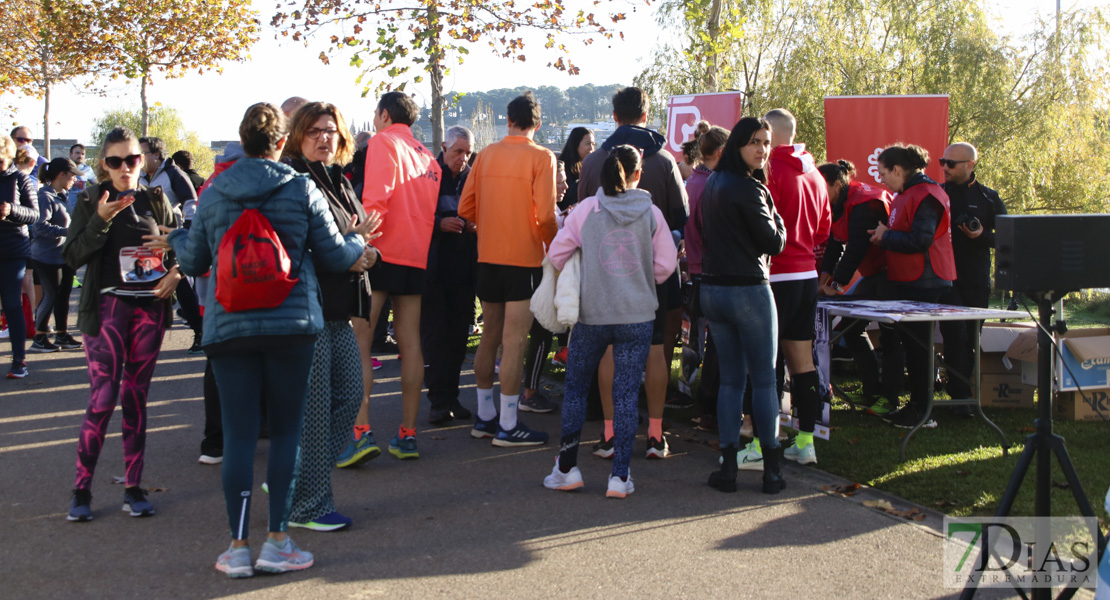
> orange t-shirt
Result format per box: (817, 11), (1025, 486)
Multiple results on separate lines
(361, 123), (442, 269)
(458, 136), (557, 267)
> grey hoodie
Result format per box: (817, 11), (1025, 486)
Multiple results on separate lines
(550, 187), (677, 326)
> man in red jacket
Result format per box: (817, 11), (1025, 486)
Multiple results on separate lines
(741, 108), (830, 469)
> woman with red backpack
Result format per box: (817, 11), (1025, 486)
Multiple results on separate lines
(150, 102), (377, 578)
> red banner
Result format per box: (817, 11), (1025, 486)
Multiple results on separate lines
(665, 92), (744, 161)
(824, 95), (949, 190)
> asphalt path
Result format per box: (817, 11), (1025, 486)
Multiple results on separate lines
(0, 319), (1023, 599)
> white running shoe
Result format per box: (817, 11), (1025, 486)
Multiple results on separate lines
(736, 442), (764, 471)
(784, 442), (817, 465)
(605, 473), (635, 498)
(543, 459), (584, 491)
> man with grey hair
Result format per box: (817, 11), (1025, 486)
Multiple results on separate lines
(740, 107), (830, 468)
(281, 96), (309, 117)
(421, 125), (478, 424)
(938, 141), (1007, 412)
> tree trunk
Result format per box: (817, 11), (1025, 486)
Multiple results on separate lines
(43, 82), (51, 159)
(141, 75), (149, 136)
(41, 44), (52, 158)
(705, 0), (723, 93)
(428, 6), (445, 151)
(430, 59), (445, 151)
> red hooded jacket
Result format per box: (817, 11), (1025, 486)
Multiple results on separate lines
(766, 144), (831, 279)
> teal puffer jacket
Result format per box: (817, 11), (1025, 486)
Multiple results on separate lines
(167, 157), (364, 347)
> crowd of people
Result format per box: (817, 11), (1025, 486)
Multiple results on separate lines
(0, 86), (1006, 578)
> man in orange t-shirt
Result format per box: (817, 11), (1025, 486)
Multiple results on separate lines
(458, 92), (557, 447)
(346, 92), (441, 463)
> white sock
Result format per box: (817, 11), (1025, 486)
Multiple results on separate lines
(499, 393), (519, 431)
(476, 387), (497, 421)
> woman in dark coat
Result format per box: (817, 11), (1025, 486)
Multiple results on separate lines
(281, 102), (382, 532)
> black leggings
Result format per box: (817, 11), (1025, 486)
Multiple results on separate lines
(32, 260), (75, 334)
(523, 318), (555, 390)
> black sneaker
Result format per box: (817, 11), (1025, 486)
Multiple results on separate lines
(68, 489), (93, 522)
(592, 435), (614, 458)
(7, 362), (28, 379)
(646, 435), (670, 459)
(449, 400), (472, 420)
(188, 332), (203, 355)
(53, 332), (83, 350)
(30, 334), (60, 353)
(664, 390), (695, 409)
(884, 406), (938, 429)
(519, 391), (556, 413)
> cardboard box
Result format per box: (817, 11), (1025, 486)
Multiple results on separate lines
(1053, 389), (1110, 422)
(980, 374), (1035, 409)
(1005, 327), (1110, 392)
(979, 322), (1035, 375)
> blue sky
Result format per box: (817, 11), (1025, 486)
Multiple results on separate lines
(2, 0), (1098, 144)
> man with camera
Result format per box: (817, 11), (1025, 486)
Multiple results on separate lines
(939, 142), (1007, 413)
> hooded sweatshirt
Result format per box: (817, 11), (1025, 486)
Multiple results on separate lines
(166, 157), (364, 347)
(548, 188), (677, 326)
(766, 144), (831, 279)
(578, 125), (689, 231)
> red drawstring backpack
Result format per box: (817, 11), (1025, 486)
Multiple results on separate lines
(214, 193), (299, 312)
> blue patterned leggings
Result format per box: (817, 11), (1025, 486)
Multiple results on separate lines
(561, 321), (652, 478)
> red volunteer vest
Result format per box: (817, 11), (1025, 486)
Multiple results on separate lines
(885, 180), (956, 282)
(832, 181), (891, 277)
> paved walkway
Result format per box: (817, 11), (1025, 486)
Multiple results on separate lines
(0, 323), (1020, 599)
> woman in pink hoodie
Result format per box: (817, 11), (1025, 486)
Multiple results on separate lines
(541, 145), (677, 499)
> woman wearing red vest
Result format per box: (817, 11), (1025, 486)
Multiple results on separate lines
(868, 144), (955, 429)
(817, 160), (891, 409)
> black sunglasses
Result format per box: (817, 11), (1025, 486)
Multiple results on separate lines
(104, 154), (142, 170)
(938, 158), (969, 168)
(13, 136), (31, 144)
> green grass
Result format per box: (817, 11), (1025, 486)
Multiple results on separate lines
(818, 379), (1109, 522)
(468, 296), (1109, 525)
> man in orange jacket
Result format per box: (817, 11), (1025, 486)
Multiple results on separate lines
(346, 92), (442, 462)
(459, 92), (558, 447)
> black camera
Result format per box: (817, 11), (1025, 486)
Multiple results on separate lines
(953, 213), (981, 232)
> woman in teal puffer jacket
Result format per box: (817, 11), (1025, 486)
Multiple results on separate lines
(152, 102), (378, 579)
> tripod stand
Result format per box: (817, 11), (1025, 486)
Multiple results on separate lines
(961, 291), (1107, 600)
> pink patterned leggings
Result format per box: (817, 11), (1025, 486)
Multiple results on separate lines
(74, 295), (168, 491)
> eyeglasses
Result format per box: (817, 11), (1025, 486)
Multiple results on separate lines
(939, 158), (970, 168)
(104, 154), (142, 170)
(13, 136), (31, 144)
(306, 127), (340, 140)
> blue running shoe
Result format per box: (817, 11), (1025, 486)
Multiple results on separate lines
(123, 486), (155, 517)
(388, 435), (420, 459)
(290, 511), (352, 532)
(255, 536), (314, 574)
(215, 544), (253, 578)
(336, 430), (381, 468)
(67, 489), (92, 522)
(492, 420), (549, 447)
(471, 415), (499, 439)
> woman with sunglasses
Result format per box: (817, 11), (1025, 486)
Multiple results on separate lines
(279, 101), (381, 532)
(868, 143), (955, 429)
(62, 127), (182, 522)
(0, 135), (40, 379)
